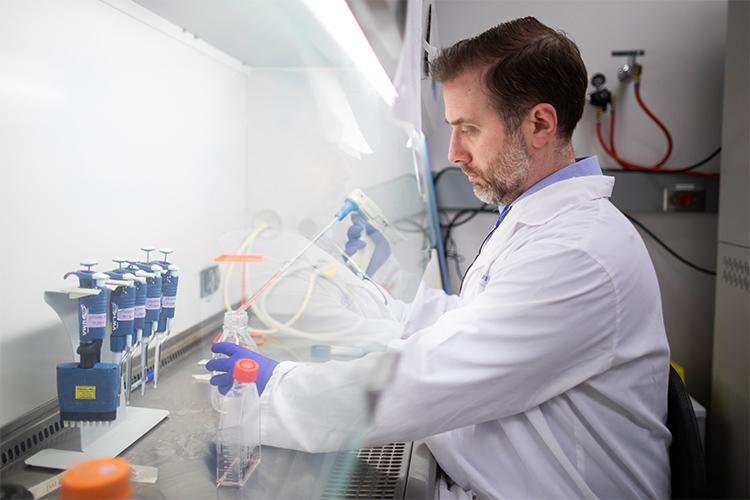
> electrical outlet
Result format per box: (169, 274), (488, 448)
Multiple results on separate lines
(663, 184), (706, 212)
(200, 265), (220, 298)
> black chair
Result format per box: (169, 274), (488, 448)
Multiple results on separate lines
(666, 365), (707, 499)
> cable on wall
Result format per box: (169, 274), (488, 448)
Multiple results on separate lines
(625, 214), (716, 276)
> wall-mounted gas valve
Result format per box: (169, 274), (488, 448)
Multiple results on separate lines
(612, 49), (645, 83)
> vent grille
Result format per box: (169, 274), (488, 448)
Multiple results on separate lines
(321, 443), (410, 499)
(0, 407), (66, 470)
(722, 256), (750, 291)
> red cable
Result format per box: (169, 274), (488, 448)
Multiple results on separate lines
(596, 103), (643, 169)
(596, 110), (718, 179)
(607, 84), (672, 170)
(609, 107), (617, 156)
(633, 83), (673, 168)
(595, 82), (717, 178)
(596, 119), (614, 157)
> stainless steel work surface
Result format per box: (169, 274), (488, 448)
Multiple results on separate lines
(1, 338), (436, 499)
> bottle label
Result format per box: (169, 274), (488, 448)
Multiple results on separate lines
(162, 296), (177, 308)
(117, 307), (135, 321)
(134, 305), (146, 318)
(145, 297), (161, 310)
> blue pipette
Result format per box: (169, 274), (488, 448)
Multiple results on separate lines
(131, 247), (164, 395)
(107, 258), (137, 404)
(153, 248), (179, 388)
(58, 262), (119, 422)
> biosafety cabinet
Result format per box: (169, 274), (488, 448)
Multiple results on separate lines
(0, 1), (439, 497)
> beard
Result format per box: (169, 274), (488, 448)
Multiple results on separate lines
(463, 133), (530, 206)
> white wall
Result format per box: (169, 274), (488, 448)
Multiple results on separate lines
(425, 0), (727, 404)
(0, 0), (249, 427)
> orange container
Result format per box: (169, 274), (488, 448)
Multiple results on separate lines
(60, 457), (131, 500)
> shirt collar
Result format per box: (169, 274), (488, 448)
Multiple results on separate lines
(495, 156), (602, 227)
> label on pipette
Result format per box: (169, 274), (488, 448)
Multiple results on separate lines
(134, 305), (146, 318)
(161, 296), (177, 308)
(145, 297), (161, 310)
(75, 386), (96, 399)
(117, 307), (135, 321)
(85, 313), (107, 329)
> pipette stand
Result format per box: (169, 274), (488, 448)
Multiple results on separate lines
(25, 290), (169, 470)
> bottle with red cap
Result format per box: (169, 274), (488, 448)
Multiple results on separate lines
(216, 358), (261, 487)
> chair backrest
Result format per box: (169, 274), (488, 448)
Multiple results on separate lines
(667, 365), (707, 499)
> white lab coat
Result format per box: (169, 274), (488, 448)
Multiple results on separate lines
(259, 174), (671, 499)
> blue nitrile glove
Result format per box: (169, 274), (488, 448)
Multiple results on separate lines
(344, 212), (391, 276)
(206, 342), (279, 396)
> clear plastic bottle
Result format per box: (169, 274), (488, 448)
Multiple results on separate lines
(211, 311), (257, 412)
(216, 358), (261, 487)
(217, 310), (256, 349)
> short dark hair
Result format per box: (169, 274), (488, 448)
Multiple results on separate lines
(430, 17), (587, 141)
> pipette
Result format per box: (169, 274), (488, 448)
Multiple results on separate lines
(153, 248), (179, 390)
(237, 189), (391, 314)
(237, 217), (338, 314)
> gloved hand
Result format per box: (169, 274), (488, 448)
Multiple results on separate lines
(206, 342), (279, 396)
(344, 212), (391, 277)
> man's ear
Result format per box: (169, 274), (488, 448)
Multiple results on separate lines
(524, 103), (558, 150)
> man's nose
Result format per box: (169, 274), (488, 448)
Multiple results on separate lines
(448, 131), (470, 165)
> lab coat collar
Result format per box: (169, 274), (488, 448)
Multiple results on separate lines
(494, 156), (604, 226)
(507, 172), (615, 228)
(509, 155), (603, 208)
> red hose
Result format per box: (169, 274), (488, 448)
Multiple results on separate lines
(609, 107), (617, 156)
(596, 119), (614, 157)
(595, 83), (717, 178)
(596, 110), (718, 179)
(632, 83), (673, 168)
(606, 84), (672, 170)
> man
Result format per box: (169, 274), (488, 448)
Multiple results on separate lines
(208, 17), (671, 499)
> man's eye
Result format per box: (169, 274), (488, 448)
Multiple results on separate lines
(460, 127), (476, 135)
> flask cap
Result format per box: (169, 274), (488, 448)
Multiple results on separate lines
(234, 359), (259, 383)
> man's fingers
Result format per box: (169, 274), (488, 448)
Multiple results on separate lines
(210, 372), (233, 388)
(211, 342), (240, 356)
(345, 239), (367, 256)
(205, 357), (233, 373)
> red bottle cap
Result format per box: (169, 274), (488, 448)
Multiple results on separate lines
(234, 359), (259, 383)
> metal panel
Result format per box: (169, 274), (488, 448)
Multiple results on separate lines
(321, 442), (411, 500)
(717, 0), (750, 248)
(709, 2), (750, 497)
(404, 440), (438, 500)
(709, 242), (750, 497)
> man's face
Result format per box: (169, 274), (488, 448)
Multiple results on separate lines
(443, 67), (530, 206)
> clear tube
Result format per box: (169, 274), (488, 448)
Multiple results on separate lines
(216, 380), (261, 487)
